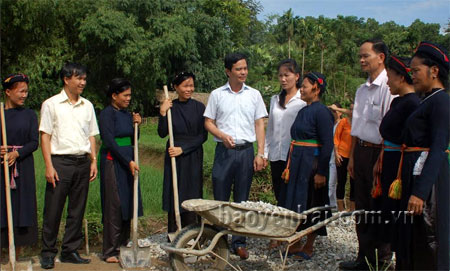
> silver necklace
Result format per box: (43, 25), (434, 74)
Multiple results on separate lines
(420, 88), (444, 104)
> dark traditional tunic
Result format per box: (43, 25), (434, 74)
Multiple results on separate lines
(99, 105), (143, 222)
(377, 93), (420, 242)
(158, 99), (207, 217)
(279, 101), (334, 236)
(395, 89), (449, 270)
(0, 108), (38, 247)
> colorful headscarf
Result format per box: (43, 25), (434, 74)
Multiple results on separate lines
(2, 73), (29, 90)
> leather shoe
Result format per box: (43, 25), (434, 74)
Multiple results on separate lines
(41, 256), (55, 269)
(60, 252), (91, 264)
(234, 247), (249, 260)
(339, 260), (369, 270)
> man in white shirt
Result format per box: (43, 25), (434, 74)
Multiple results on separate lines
(39, 63), (99, 269)
(204, 53), (267, 259)
(340, 40), (395, 270)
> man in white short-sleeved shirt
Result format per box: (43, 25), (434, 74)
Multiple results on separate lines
(340, 39), (395, 270)
(204, 52), (267, 259)
(39, 63), (99, 269)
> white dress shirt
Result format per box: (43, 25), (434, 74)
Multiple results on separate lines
(204, 82), (268, 143)
(39, 89), (99, 155)
(264, 90), (306, 161)
(351, 69), (395, 144)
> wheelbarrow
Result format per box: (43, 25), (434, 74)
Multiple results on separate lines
(161, 199), (363, 271)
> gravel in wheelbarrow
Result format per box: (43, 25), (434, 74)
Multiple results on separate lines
(182, 199), (307, 238)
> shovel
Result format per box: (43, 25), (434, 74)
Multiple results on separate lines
(119, 122), (151, 269)
(163, 85), (182, 242)
(0, 103), (32, 271)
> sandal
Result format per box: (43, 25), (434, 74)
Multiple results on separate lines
(105, 256), (119, 263)
(291, 251), (313, 261)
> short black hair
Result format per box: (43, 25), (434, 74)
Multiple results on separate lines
(106, 78), (132, 98)
(172, 71), (195, 88)
(362, 39), (389, 64)
(60, 62), (87, 84)
(224, 52), (247, 70)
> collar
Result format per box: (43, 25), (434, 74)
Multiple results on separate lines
(276, 89), (301, 102)
(224, 81), (248, 93)
(365, 69), (387, 88)
(57, 89), (83, 106)
(421, 88), (443, 104)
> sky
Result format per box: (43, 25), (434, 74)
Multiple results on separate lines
(257, 0), (449, 30)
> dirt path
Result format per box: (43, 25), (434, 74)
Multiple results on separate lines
(140, 146), (164, 170)
(1, 254), (170, 271)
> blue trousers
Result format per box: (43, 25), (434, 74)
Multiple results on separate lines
(212, 143), (254, 250)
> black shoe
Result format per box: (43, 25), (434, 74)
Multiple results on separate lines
(339, 260), (369, 270)
(60, 252), (91, 264)
(41, 256), (55, 269)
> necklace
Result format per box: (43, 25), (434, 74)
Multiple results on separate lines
(420, 88), (443, 104)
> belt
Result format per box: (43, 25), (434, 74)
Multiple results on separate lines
(357, 138), (381, 148)
(282, 139), (322, 183)
(99, 136), (133, 162)
(218, 142), (252, 151)
(383, 140), (402, 152)
(372, 140), (404, 199)
(374, 144), (446, 200)
(52, 154), (89, 161)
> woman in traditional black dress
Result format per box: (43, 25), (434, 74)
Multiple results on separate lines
(394, 42), (449, 270)
(0, 74), (38, 256)
(99, 78), (142, 263)
(158, 72), (207, 236)
(279, 72), (334, 260)
(372, 56), (420, 245)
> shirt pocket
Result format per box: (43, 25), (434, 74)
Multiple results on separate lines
(239, 95), (257, 120)
(366, 94), (382, 123)
(78, 115), (91, 137)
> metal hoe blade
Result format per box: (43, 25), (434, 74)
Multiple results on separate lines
(119, 245), (151, 269)
(119, 124), (151, 269)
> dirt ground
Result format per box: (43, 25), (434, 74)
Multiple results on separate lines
(1, 218), (169, 271)
(1, 254), (170, 271)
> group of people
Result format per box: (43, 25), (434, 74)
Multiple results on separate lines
(0, 63), (143, 268)
(0, 38), (448, 271)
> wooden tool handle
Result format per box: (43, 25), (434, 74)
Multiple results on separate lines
(163, 85), (182, 232)
(132, 123), (139, 250)
(1, 103), (16, 270)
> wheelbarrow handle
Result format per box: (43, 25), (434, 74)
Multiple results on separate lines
(285, 209), (365, 244)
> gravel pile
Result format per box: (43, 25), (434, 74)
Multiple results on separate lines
(238, 201), (294, 214)
(144, 214), (359, 271)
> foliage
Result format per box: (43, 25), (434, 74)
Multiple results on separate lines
(1, 0), (447, 114)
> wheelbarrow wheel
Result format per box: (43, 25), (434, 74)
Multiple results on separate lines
(170, 224), (229, 271)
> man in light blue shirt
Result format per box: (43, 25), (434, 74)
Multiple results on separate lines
(204, 52), (267, 259)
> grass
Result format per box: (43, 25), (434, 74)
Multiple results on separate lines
(34, 150), (166, 225)
(28, 118), (274, 248)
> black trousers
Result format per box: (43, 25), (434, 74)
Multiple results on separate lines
(212, 143), (254, 250)
(270, 160), (286, 204)
(102, 160), (130, 259)
(41, 155), (90, 257)
(336, 157), (354, 200)
(353, 143), (392, 263)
